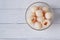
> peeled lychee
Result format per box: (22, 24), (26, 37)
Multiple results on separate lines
(42, 7), (49, 12)
(45, 12), (52, 19)
(42, 20), (51, 28)
(37, 17), (44, 23)
(27, 16), (34, 25)
(30, 6), (38, 12)
(33, 22), (42, 29)
(36, 10), (43, 17)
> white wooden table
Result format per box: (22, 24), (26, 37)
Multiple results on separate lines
(0, 0), (60, 40)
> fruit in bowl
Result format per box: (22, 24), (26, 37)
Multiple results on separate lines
(25, 2), (54, 31)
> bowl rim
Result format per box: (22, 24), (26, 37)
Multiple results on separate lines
(25, 2), (54, 31)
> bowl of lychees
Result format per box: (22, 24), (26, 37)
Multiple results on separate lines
(25, 2), (54, 31)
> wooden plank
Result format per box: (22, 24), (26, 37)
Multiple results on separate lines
(0, 8), (26, 23)
(0, 0), (60, 8)
(0, 24), (60, 38)
(0, 38), (59, 40)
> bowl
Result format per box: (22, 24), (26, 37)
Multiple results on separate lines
(25, 2), (54, 31)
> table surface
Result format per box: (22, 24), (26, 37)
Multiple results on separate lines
(0, 0), (60, 40)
